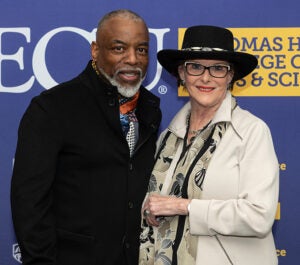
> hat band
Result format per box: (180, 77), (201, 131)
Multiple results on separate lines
(181, 47), (228, 52)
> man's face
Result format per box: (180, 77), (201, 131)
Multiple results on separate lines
(91, 16), (149, 95)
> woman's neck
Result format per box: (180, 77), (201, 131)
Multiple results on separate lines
(186, 108), (215, 145)
(188, 106), (216, 132)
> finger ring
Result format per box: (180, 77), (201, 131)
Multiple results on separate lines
(144, 209), (150, 217)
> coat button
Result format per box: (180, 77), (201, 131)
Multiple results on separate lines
(129, 163), (133, 171)
(128, 201), (134, 209)
(108, 98), (115, 107)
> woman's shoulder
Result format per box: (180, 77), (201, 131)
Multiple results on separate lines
(231, 106), (271, 139)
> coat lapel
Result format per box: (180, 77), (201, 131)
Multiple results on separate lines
(79, 61), (161, 152)
(79, 62), (123, 136)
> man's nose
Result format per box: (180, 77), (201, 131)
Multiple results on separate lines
(124, 48), (138, 65)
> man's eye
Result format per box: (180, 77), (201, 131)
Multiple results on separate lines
(137, 47), (148, 54)
(113, 46), (124, 52)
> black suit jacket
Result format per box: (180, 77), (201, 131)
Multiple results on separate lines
(11, 61), (162, 265)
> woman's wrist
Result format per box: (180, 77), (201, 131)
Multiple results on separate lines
(186, 199), (191, 215)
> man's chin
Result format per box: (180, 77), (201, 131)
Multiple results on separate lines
(118, 85), (140, 98)
(98, 68), (142, 97)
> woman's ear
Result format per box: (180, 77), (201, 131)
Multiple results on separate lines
(178, 64), (185, 81)
(227, 69), (234, 84)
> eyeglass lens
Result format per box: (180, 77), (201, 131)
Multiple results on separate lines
(185, 62), (230, 78)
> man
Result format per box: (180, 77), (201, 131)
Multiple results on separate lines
(11, 9), (161, 265)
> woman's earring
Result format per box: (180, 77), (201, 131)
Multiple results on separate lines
(180, 79), (186, 86)
(227, 82), (233, 91)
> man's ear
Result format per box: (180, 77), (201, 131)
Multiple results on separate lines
(91, 41), (99, 61)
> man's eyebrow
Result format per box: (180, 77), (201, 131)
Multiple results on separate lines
(111, 40), (149, 46)
(138, 41), (149, 46)
(112, 39), (126, 45)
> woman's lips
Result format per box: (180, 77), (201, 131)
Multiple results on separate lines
(196, 86), (215, 92)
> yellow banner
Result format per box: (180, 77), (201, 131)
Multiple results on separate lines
(177, 28), (300, 96)
(275, 202), (281, 220)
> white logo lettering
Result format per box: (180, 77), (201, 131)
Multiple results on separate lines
(146, 28), (170, 90)
(0, 28), (34, 93)
(0, 27), (170, 93)
(33, 27), (96, 89)
(12, 243), (22, 263)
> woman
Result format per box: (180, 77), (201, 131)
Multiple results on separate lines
(139, 26), (279, 265)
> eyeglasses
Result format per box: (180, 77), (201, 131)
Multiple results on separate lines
(184, 62), (231, 78)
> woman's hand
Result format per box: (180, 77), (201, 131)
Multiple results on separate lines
(142, 193), (191, 226)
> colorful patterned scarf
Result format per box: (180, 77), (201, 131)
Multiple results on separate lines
(119, 92), (139, 156)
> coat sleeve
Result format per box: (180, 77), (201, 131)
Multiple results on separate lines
(189, 119), (279, 238)
(11, 96), (62, 265)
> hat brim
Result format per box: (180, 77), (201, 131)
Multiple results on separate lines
(157, 50), (258, 81)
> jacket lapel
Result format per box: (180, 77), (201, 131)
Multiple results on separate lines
(79, 62), (123, 136)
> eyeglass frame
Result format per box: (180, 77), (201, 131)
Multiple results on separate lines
(183, 61), (232, 78)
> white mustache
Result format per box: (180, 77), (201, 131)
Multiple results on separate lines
(115, 67), (143, 77)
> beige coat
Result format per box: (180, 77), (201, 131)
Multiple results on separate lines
(158, 92), (279, 265)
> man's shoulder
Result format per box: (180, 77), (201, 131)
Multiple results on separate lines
(42, 75), (83, 96)
(36, 67), (94, 105)
(139, 86), (160, 106)
(37, 62), (94, 99)
(28, 71), (90, 114)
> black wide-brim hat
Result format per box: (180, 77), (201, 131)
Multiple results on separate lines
(157, 25), (258, 81)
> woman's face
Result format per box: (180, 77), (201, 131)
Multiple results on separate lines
(178, 59), (234, 111)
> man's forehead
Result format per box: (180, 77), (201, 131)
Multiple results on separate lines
(101, 16), (146, 31)
(98, 19), (149, 45)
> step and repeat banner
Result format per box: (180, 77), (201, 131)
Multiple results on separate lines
(0, 0), (299, 264)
